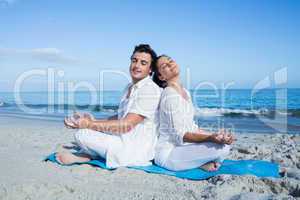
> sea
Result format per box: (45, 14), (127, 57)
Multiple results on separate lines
(0, 89), (299, 134)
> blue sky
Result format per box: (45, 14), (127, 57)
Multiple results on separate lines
(0, 0), (299, 91)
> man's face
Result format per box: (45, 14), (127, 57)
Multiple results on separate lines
(130, 52), (152, 83)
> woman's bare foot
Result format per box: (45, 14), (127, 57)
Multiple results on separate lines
(279, 167), (287, 177)
(55, 152), (91, 165)
(200, 162), (221, 172)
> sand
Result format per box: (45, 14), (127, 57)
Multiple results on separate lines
(0, 116), (299, 200)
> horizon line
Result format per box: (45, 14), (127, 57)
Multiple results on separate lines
(1, 87), (300, 93)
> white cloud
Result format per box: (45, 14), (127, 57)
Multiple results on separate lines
(0, 47), (81, 65)
(0, 0), (17, 6)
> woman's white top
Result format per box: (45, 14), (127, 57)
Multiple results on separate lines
(155, 87), (199, 167)
(106, 76), (162, 168)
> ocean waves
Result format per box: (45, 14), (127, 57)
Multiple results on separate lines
(0, 102), (119, 113)
(195, 107), (300, 118)
(1, 101), (300, 118)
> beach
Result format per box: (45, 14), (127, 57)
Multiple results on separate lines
(1, 0), (299, 199)
(0, 116), (299, 200)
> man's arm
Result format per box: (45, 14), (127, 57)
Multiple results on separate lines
(88, 113), (144, 135)
(64, 113), (118, 129)
(67, 113), (145, 135)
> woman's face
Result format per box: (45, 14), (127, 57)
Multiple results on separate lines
(156, 56), (179, 82)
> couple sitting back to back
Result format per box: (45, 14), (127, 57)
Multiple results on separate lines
(59, 44), (234, 172)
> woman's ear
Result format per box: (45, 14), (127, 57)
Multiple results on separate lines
(158, 74), (166, 81)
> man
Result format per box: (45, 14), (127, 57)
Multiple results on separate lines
(56, 44), (162, 168)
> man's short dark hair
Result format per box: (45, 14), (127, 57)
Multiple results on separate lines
(131, 44), (157, 75)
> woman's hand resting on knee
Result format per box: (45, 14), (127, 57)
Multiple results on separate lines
(208, 131), (234, 145)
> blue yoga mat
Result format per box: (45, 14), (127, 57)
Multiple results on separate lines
(44, 153), (280, 180)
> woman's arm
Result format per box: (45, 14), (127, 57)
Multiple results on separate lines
(107, 114), (118, 120)
(183, 132), (211, 143)
(195, 128), (213, 135)
(183, 131), (234, 145)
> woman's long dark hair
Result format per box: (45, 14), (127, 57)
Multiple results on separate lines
(152, 55), (169, 88)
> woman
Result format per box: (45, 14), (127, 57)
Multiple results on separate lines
(152, 55), (234, 172)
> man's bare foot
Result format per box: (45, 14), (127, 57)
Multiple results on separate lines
(55, 152), (91, 165)
(200, 162), (221, 172)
